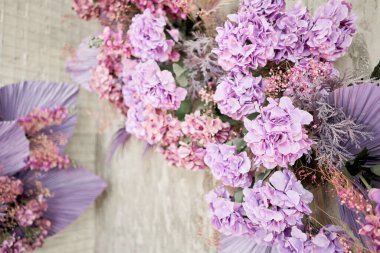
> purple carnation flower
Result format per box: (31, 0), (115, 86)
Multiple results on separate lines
(206, 186), (254, 236)
(274, 3), (311, 62)
(242, 169), (313, 245)
(214, 8), (277, 73)
(240, 0), (285, 21)
(214, 73), (266, 120)
(204, 143), (253, 188)
(128, 9), (178, 62)
(307, 0), (356, 61)
(122, 59), (187, 110)
(244, 97), (313, 169)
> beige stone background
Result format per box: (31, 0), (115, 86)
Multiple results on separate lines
(0, 0), (379, 252)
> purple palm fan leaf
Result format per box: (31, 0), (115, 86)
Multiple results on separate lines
(0, 121), (29, 176)
(66, 37), (99, 91)
(0, 81), (79, 141)
(18, 167), (106, 236)
(327, 83), (380, 165)
(219, 235), (277, 253)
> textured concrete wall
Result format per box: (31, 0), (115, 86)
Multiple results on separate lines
(0, 1), (380, 253)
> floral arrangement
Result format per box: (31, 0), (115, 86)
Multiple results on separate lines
(68, 0), (380, 252)
(0, 81), (106, 252)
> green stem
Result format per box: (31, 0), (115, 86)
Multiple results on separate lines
(360, 175), (372, 190)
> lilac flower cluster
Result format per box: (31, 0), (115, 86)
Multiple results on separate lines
(214, 73), (266, 120)
(204, 143), (253, 188)
(242, 170), (313, 244)
(278, 225), (350, 252)
(240, 0), (285, 20)
(215, 0), (356, 72)
(244, 97), (313, 169)
(307, 0), (356, 61)
(206, 186), (254, 236)
(128, 9), (179, 62)
(122, 59), (187, 110)
(214, 10), (277, 73)
(274, 3), (311, 62)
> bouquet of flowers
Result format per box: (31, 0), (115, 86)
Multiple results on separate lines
(0, 81), (106, 252)
(68, 0), (380, 252)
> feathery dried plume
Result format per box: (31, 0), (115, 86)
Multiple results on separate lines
(313, 101), (372, 168)
(183, 34), (224, 98)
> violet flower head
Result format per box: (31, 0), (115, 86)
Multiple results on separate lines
(214, 8), (277, 73)
(206, 186), (254, 236)
(359, 214), (380, 252)
(310, 225), (351, 253)
(128, 9), (179, 62)
(244, 97), (313, 169)
(274, 3), (311, 62)
(242, 170), (313, 245)
(214, 73), (266, 120)
(278, 226), (311, 253)
(204, 143), (253, 188)
(240, 0), (285, 21)
(369, 188), (380, 214)
(307, 0), (356, 61)
(122, 59), (187, 110)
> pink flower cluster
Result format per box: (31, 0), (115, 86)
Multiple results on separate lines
(160, 111), (231, 171)
(242, 170), (313, 244)
(0, 177), (51, 252)
(0, 176), (23, 203)
(126, 104), (171, 145)
(204, 143), (253, 188)
(90, 27), (131, 114)
(131, 0), (192, 20)
(265, 59), (338, 97)
(128, 9), (179, 62)
(214, 0), (356, 72)
(244, 97), (313, 169)
(18, 107), (68, 135)
(123, 59), (187, 110)
(91, 65), (129, 114)
(206, 186), (254, 236)
(18, 107), (71, 171)
(72, 0), (130, 23)
(214, 73), (266, 120)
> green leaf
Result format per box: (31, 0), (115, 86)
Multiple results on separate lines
(345, 148), (369, 176)
(173, 63), (186, 76)
(218, 114), (240, 126)
(371, 165), (380, 176)
(173, 63), (188, 87)
(371, 61), (380, 80)
(234, 190), (244, 203)
(246, 112), (259, 120)
(227, 138), (247, 153)
(174, 99), (192, 120)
